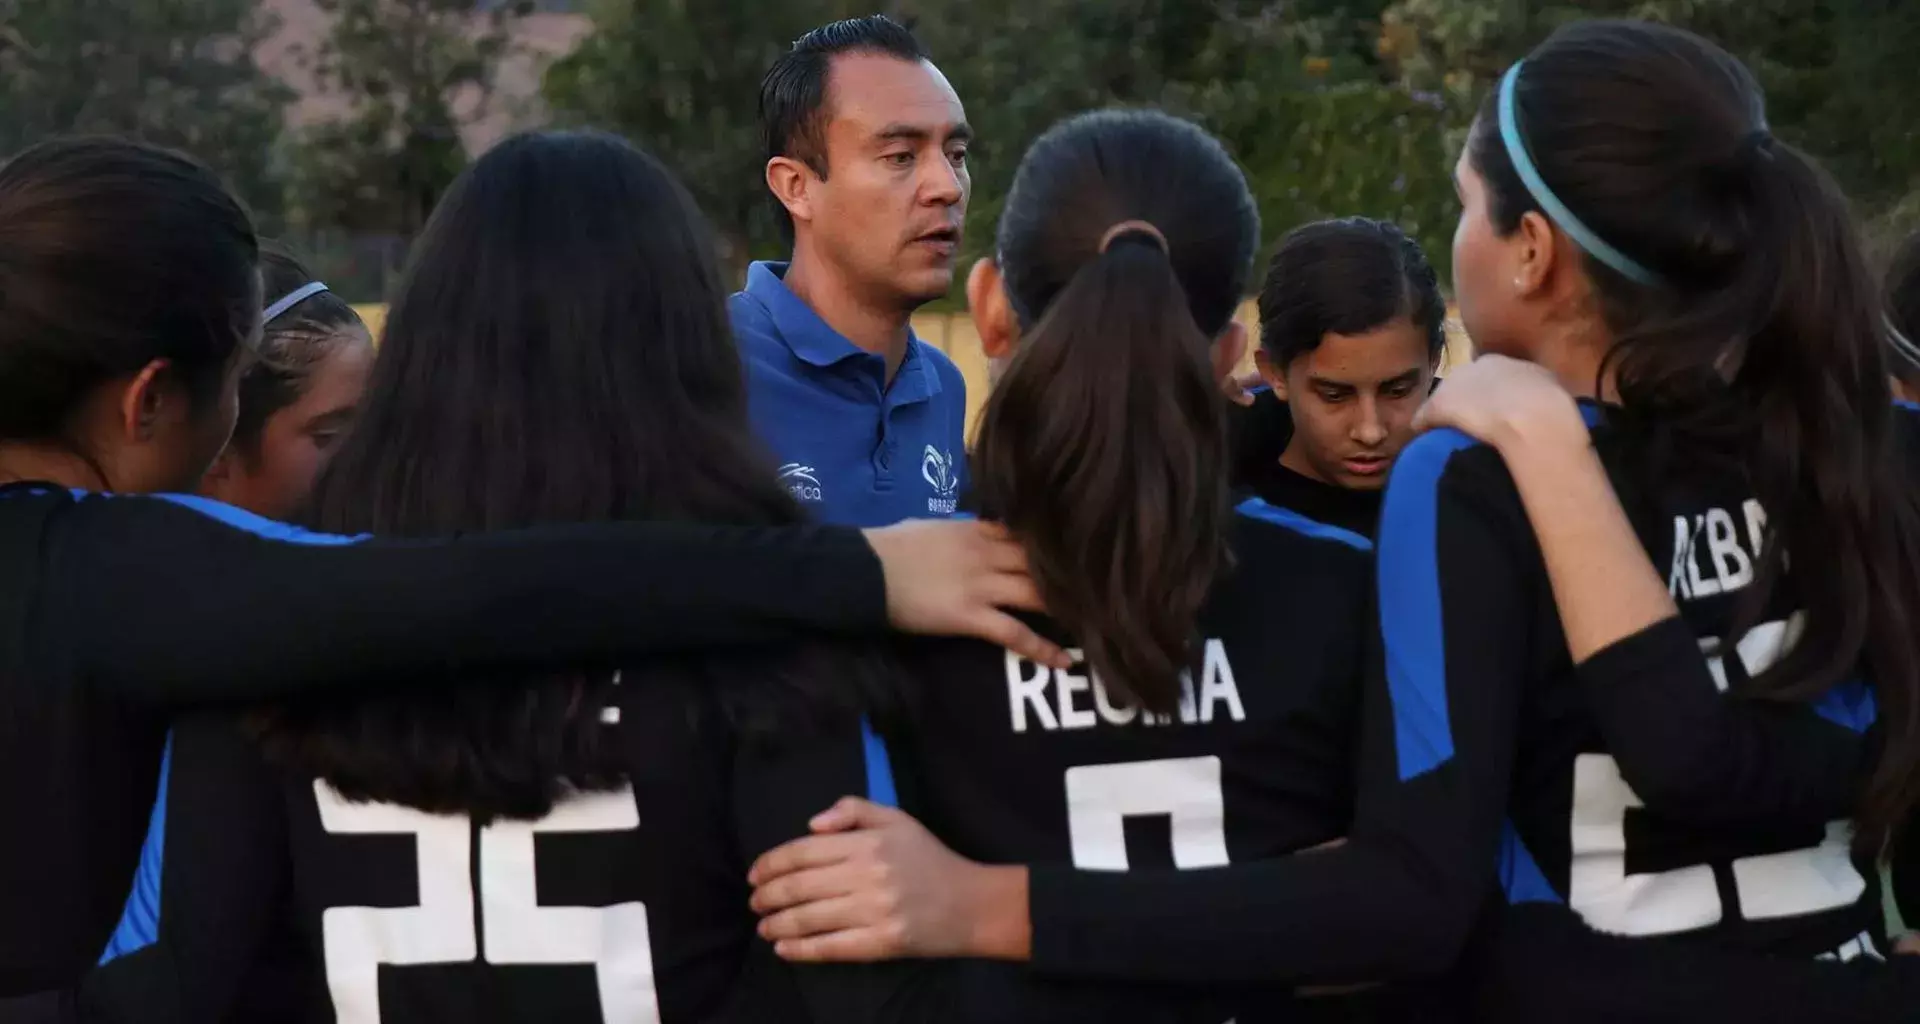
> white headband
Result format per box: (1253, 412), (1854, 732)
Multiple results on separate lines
(262, 281), (330, 324)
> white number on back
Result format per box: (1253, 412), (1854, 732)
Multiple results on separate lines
(1567, 616), (1867, 941)
(316, 781), (661, 1024)
(1065, 756), (1229, 870)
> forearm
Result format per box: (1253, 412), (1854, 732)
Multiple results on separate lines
(1490, 408), (1677, 664)
(50, 497), (887, 705)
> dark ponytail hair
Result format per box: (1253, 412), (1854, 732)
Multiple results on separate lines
(972, 110), (1259, 715)
(1886, 232), (1920, 394)
(0, 137), (257, 449)
(228, 242), (369, 457)
(1470, 19), (1920, 845)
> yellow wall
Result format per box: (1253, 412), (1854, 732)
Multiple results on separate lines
(352, 301), (1473, 439)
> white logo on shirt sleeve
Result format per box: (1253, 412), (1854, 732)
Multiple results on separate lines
(778, 463), (824, 504)
(922, 446), (959, 514)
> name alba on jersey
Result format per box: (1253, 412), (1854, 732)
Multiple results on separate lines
(1006, 640), (1246, 734)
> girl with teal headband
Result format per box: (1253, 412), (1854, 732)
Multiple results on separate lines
(745, 18), (1920, 1022)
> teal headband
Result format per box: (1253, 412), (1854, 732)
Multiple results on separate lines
(1498, 61), (1663, 287)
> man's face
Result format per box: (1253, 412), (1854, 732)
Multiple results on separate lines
(1267, 318), (1435, 491)
(808, 53), (971, 309)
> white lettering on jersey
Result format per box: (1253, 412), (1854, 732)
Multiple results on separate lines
(1197, 639), (1246, 724)
(1005, 641), (1245, 733)
(316, 782), (660, 1024)
(1056, 658), (1097, 730)
(1669, 499), (1769, 600)
(1007, 651), (1056, 733)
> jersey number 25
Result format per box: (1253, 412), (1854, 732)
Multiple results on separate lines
(1567, 617), (1867, 944)
(315, 781), (660, 1024)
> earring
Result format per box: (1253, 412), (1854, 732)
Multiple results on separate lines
(1513, 277), (1525, 290)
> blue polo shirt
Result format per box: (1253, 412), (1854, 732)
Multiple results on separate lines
(731, 262), (968, 529)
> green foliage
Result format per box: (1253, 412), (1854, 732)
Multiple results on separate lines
(1381, 0), (1920, 215)
(542, 0), (866, 267)
(546, 0), (1460, 286)
(0, 0), (292, 229)
(282, 0), (518, 240)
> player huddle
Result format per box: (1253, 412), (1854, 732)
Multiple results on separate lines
(1, 11), (1919, 1024)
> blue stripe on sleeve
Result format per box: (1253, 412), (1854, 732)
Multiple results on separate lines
(861, 719), (898, 808)
(1233, 497), (1373, 551)
(100, 735), (173, 964)
(151, 493), (368, 545)
(1811, 679), (1876, 733)
(1375, 428), (1480, 780)
(1497, 819), (1561, 904)
(1895, 399), (1918, 412)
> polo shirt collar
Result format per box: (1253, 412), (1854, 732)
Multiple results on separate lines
(745, 261), (945, 405)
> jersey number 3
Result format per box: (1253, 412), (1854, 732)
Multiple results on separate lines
(315, 781), (660, 1024)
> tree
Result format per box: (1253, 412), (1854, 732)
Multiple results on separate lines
(283, 0), (520, 242)
(1380, 0), (1920, 215)
(543, 0), (862, 268)
(0, 0), (293, 228)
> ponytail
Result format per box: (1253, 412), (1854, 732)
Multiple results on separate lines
(1730, 145), (1920, 848)
(1607, 134), (1920, 847)
(1886, 231), (1920, 396)
(972, 235), (1232, 715)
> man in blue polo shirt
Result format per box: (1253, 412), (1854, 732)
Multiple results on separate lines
(732, 15), (971, 528)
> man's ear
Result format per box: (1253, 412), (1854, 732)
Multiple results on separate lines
(1255, 349), (1290, 402)
(766, 157), (817, 228)
(967, 257), (1018, 360)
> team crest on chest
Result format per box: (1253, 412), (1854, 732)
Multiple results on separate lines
(922, 445), (959, 514)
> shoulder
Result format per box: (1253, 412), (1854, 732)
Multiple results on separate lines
(1223, 498), (1372, 609)
(43, 489), (366, 547)
(1379, 428), (1523, 532)
(728, 291), (783, 354)
(1231, 496), (1371, 556)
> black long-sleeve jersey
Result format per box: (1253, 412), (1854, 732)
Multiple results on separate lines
(0, 483), (890, 995)
(1017, 404), (1920, 1018)
(74, 657), (1276, 1024)
(740, 499), (1380, 1024)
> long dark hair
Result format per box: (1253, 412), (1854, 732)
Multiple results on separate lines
(1258, 216), (1446, 367)
(1470, 20), (1920, 845)
(0, 137), (257, 457)
(253, 131), (861, 819)
(972, 110), (1259, 714)
(228, 242), (367, 457)
(1886, 232), (1920, 395)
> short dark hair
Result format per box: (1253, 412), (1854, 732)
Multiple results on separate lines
(759, 15), (928, 179)
(253, 131), (881, 820)
(973, 109), (1259, 716)
(228, 241), (368, 458)
(1257, 217), (1445, 368)
(0, 137), (257, 447)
